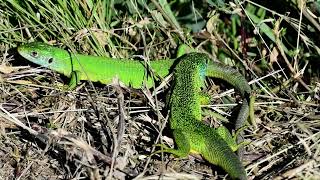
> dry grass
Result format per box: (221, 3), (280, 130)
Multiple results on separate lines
(1, 0), (320, 179)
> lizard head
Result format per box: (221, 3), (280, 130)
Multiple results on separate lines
(17, 42), (72, 76)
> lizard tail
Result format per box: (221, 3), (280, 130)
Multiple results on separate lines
(204, 139), (247, 180)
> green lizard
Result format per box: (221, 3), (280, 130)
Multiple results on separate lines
(153, 53), (247, 179)
(17, 42), (174, 89)
(17, 42), (251, 179)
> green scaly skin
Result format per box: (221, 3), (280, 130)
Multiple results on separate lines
(206, 62), (251, 158)
(17, 42), (251, 179)
(17, 42), (174, 89)
(156, 53), (247, 179)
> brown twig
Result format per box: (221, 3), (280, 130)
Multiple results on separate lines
(274, 19), (312, 92)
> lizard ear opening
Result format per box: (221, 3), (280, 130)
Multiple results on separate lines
(48, 57), (53, 64)
(31, 51), (38, 57)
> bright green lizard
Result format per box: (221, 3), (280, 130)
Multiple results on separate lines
(17, 42), (251, 179)
(153, 53), (247, 179)
(18, 42), (174, 89)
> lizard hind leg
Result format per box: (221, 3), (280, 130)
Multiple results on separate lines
(151, 129), (191, 158)
(216, 126), (240, 152)
(216, 126), (250, 152)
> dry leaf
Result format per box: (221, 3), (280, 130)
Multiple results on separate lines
(270, 47), (279, 64)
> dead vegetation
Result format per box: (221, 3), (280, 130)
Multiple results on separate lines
(1, 0), (320, 179)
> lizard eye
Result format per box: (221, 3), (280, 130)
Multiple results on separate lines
(31, 51), (38, 57)
(48, 57), (53, 64)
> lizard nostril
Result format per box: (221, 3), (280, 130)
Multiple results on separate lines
(31, 51), (38, 57)
(48, 57), (53, 64)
